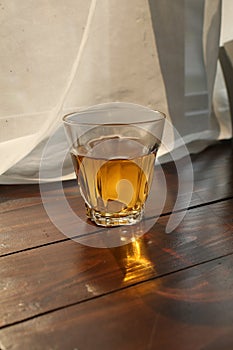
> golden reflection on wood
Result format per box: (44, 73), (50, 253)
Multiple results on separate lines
(111, 236), (155, 284)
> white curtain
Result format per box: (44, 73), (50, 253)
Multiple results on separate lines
(0, 0), (232, 184)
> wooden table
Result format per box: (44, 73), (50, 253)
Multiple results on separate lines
(0, 140), (233, 350)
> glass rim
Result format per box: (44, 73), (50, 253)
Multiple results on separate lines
(62, 102), (166, 126)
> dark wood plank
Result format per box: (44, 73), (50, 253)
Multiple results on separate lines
(0, 193), (99, 257)
(0, 199), (232, 327)
(1, 253), (233, 350)
(191, 140), (233, 202)
(0, 140), (232, 256)
(1, 140), (232, 207)
(0, 180), (79, 213)
(0, 179), (77, 202)
(0, 141), (232, 349)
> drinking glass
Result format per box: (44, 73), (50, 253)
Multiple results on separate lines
(63, 102), (165, 227)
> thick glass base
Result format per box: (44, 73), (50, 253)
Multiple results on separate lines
(86, 206), (144, 227)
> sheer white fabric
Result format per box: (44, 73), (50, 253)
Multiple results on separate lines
(0, 0), (232, 183)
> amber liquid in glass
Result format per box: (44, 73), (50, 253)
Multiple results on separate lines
(71, 137), (157, 226)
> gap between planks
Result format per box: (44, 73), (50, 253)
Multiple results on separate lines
(0, 249), (233, 331)
(1, 195), (233, 259)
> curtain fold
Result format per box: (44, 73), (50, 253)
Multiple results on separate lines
(0, 0), (231, 183)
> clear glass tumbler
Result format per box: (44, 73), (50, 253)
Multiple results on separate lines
(63, 102), (165, 227)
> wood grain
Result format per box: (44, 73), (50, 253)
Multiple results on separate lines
(0, 199), (232, 327)
(0, 140), (232, 256)
(1, 253), (233, 350)
(0, 140), (233, 350)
